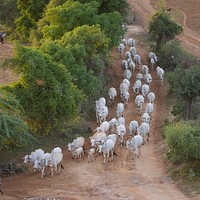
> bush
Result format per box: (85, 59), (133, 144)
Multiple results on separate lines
(164, 122), (200, 164)
(158, 41), (198, 70)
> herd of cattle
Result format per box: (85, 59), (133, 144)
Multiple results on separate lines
(22, 35), (165, 179)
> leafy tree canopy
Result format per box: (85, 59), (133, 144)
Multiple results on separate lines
(149, 1), (183, 51)
(16, 0), (50, 39)
(40, 25), (110, 97)
(38, 0), (99, 40)
(75, 0), (129, 18)
(3, 43), (85, 134)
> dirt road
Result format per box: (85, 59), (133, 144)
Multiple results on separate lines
(1, 0), (200, 200)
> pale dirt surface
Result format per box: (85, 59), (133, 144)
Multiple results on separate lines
(0, 0), (200, 200)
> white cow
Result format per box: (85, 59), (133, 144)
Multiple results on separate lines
(107, 133), (117, 144)
(67, 136), (85, 157)
(144, 73), (152, 86)
(129, 46), (137, 57)
(124, 69), (132, 80)
(156, 66), (164, 85)
(133, 54), (141, 69)
(118, 116), (125, 126)
(135, 95), (144, 115)
(96, 121), (110, 134)
(149, 52), (158, 70)
(120, 82), (128, 103)
(101, 138), (116, 163)
(23, 149), (45, 173)
(121, 38), (127, 47)
(118, 43), (125, 56)
(95, 99), (106, 123)
(40, 152), (52, 178)
(141, 84), (150, 98)
(137, 122), (150, 143)
(126, 134), (143, 158)
(109, 118), (118, 132)
(128, 120), (139, 136)
(121, 60), (128, 70)
(145, 103), (154, 116)
(141, 65), (149, 75)
(128, 60), (136, 73)
(142, 112), (150, 124)
(121, 90), (130, 108)
(98, 105), (109, 124)
(133, 79), (142, 94)
(116, 103), (124, 118)
(147, 92), (156, 103)
(122, 78), (130, 89)
(127, 38), (136, 47)
(72, 147), (84, 161)
(42, 151), (64, 178)
(90, 132), (107, 147)
(125, 51), (132, 59)
(117, 124), (126, 147)
(108, 87), (117, 105)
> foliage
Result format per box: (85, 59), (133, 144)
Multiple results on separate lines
(3, 43), (85, 135)
(158, 41), (198, 70)
(37, 0), (123, 48)
(0, 89), (35, 150)
(164, 122), (200, 164)
(95, 12), (124, 47)
(75, 0), (129, 18)
(0, 0), (19, 29)
(15, 0), (50, 40)
(148, 1), (183, 51)
(38, 0), (99, 40)
(167, 64), (200, 120)
(40, 25), (110, 98)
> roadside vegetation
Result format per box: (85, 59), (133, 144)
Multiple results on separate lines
(148, 0), (200, 194)
(0, 0), (129, 149)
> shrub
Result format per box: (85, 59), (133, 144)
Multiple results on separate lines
(158, 41), (197, 70)
(164, 122), (200, 164)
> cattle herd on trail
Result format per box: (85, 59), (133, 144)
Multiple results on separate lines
(22, 31), (165, 179)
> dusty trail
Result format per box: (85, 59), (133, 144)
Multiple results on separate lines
(1, 0), (200, 200)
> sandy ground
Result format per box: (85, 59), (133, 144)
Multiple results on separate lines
(0, 0), (200, 200)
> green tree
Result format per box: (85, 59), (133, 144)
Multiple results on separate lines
(3, 43), (85, 135)
(40, 25), (110, 97)
(149, 1), (183, 51)
(75, 0), (129, 18)
(38, 0), (98, 40)
(96, 12), (124, 47)
(15, 0), (50, 40)
(0, 89), (35, 149)
(168, 65), (200, 120)
(37, 0), (123, 48)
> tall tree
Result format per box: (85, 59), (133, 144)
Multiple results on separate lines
(3, 43), (85, 135)
(40, 25), (110, 97)
(148, 0), (183, 51)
